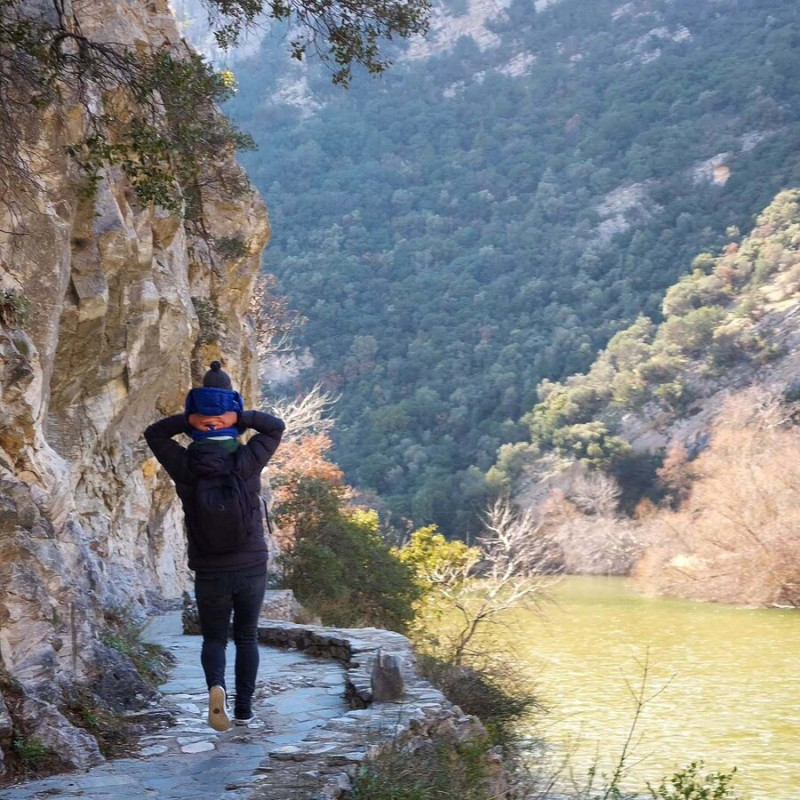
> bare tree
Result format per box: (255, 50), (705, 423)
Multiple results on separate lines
(481, 495), (560, 576)
(551, 512), (639, 576)
(568, 471), (621, 516)
(656, 442), (695, 507)
(435, 495), (559, 665)
(533, 472), (639, 575)
(634, 388), (800, 606)
(251, 273), (304, 366)
(266, 384), (337, 440)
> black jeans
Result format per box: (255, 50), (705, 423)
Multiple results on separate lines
(194, 568), (266, 714)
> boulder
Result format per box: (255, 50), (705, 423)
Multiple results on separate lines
(370, 650), (406, 702)
(20, 697), (103, 771)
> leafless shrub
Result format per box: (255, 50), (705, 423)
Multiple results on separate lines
(251, 273), (304, 367)
(438, 496), (559, 665)
(567, 471), (621, 516)
(266, 384), (337, 440)
(634, 388), (800, 606)
(533, 474), (639, 576)
(656, 442), (695, 507)
(551, 514), (639, 576)
(480, 494), (561, 577)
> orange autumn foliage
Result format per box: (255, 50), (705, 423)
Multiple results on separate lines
(272, 433), (344, 494)
(270, 433), (347, 550)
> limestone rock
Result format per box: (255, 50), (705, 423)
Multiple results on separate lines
(0, 0), (269, 762)
(182, 590), (202, 636)
(0, 694), (12, 745)
(370, 650), (406, 702)
(20, 697), (104, 771)
(261, 589), (316, 623)
(88, 642), (160, 713)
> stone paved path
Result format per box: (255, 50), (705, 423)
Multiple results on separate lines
(1, 613), (349, 800)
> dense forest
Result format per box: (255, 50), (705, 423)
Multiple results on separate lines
(225, 0), (800, 538)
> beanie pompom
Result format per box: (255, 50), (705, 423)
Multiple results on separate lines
(202, 360), (233, 390)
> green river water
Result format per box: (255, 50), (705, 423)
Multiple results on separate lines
(514, 577), (799, 799)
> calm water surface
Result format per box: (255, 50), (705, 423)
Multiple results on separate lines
(514, 576), (800, 799)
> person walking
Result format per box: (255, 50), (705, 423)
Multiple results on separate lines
(144, 360), (285, 731)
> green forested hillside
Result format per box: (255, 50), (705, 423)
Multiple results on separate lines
(492, 189), (800, 604)
(490, 189), (800, 509)
(226, 0), (800, 537)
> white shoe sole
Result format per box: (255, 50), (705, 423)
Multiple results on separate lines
(208, 686), (231, 732)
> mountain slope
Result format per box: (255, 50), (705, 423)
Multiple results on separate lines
(498, 188), (800, 487)
(226, 0), (800, 536)
(496, 189), (800, 603)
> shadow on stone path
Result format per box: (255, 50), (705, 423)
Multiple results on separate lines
(1, 613), (349, 800)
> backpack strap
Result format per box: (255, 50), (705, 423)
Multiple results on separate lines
(260, 494), (274, 537)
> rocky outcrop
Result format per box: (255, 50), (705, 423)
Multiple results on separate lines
(18, 698), (103, 771)
(0, 693), (11, 774)
(0, 0), (268, 771)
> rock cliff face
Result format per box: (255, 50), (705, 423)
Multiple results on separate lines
(0, 0), (268, 770)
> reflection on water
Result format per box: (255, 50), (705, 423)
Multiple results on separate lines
(514, 577), (800, 799)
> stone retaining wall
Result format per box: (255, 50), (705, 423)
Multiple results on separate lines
(182, 592), (505, 799)
(248, 621), (497, 800)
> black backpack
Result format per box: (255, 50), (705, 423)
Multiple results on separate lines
(193, 472), (252, 554)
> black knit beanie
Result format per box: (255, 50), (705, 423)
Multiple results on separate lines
(202, 360), (233, 390)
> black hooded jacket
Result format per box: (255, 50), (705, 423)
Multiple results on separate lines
(144, 410), (285, 572)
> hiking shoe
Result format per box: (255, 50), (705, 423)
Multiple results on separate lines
(208, 686), (231, 732)
(233, 708), (254, 726)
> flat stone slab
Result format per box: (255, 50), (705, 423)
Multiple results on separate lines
(141, 744), (169, 757)
(267, 686), (341, 716)
(180, 741), (216, 754)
